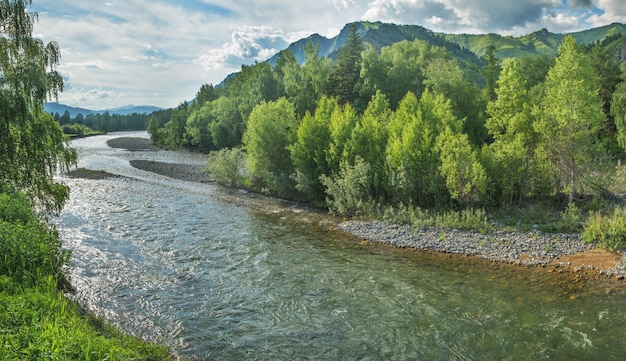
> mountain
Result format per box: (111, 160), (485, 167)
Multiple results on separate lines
(443, 22), (626, 58)
(105, 105), (163, 115)
(44, 102), (162, 118)
(268, 21), (483, 68)
(267, 21), (626, 69)
(44, 103), (93, 118)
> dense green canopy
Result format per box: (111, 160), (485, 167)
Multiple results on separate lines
(149, 22), (626, 215)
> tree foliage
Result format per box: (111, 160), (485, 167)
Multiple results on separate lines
(290, 96), (336, 202)
(437, 128), (488, 207)
(613, 62), (626, 150)
(133, 25), (626, 220)
(283, 43), (332, 118)
(0, 0), (76, 213)
(481, 44), (502, 101)
(537, 36), (605, 204)
(327, 24), (365, 109)
(386, 90), (459, 207)
(486, 58), (541, 205)
(242, 97), (298, 196)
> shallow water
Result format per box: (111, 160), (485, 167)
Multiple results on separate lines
(55, 132), (626, 360)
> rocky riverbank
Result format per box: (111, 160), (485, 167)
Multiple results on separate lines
(339, 220), (626, 279)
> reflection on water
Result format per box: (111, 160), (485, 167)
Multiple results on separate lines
(56, 132), (626, 360)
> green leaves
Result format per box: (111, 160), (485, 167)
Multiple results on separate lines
(538, 36), (606, 204)
(243, 97), (298, 196)
(613, 62), (626, 149)
(1, 1), (76, 213)
(290, 96), (336, 202)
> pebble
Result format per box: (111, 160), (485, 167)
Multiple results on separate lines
(338, 220), (626, 278)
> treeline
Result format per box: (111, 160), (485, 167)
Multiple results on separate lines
(53, 110), (150, 137)
(149, 26), (626, 222)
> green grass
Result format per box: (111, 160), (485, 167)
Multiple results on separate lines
(0, 187), (173, 360)
(582, 206), (626, 251)
(381, 205), (492, 234)
(0, 277), (172, 361)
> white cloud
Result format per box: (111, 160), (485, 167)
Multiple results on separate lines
(587, 0), (626, 26)
(362, 0), (568, 33)
(363, 0), (459, 27)
(196, 26), (289, 73)
(329, 0), (356, 10)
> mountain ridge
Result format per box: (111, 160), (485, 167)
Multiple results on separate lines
(267, 21), (626, 68)
(45, 102), (162, 118)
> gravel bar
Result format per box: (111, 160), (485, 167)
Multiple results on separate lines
(338, 220), (626, 277)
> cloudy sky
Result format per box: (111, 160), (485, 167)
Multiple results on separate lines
(30, 0), (625, 110)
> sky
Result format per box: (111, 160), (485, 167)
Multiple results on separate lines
(30, 0), (626, 110)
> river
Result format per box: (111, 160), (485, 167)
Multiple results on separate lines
(55, 132), (626, 360)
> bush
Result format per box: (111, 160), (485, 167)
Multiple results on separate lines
(381, 204), (491, 233)
(205, 148), (246, 188)
(437, 208), (491, 233)
(582, 206), (626, 251)
(0, 189), (37, 224)
(0, 220), (70, 288)
(321, 156), (374, 217)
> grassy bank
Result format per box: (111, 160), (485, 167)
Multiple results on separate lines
(0, 188), (172, 360)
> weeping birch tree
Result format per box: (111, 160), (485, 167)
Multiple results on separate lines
(0, 0), (76, 213)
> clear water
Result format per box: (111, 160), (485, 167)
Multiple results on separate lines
(55, 132), (626, 360)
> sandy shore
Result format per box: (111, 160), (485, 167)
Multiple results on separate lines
(94, 135), (626, 281)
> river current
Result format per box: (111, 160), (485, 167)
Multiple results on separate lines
(55, 132), (626, 360)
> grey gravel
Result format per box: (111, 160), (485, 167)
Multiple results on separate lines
(339, 220), (626, 278)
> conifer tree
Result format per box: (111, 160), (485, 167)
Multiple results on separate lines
(327, 24), (365, 108)
(482, 44), (502, 101)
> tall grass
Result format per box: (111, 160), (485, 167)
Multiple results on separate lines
(382, 205), (492, 233)
(582, 206), (626, 251)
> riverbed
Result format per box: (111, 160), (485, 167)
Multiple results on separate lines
(55, 132), (626, 360)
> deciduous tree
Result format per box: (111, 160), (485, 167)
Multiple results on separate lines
(0, 0), (76, 212)
(243, 97), (298, 196)
(486, 58), (540, 205)
(613, 62), (626, 150)
(536, 36), (605, 204)
(290, 96), (337, 202)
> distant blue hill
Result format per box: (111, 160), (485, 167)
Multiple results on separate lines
(45, 102), (162, 118)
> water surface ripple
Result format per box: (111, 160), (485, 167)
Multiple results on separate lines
(56, 132), (626, 360)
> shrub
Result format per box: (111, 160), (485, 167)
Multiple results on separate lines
(321, 156), (374, 217)
(582, 206), (626, 251)
(0, 220), (70, 288)
(381, 204), (491, 233)
(205, 148), (246, 188)
(442, 208), (491, 233)
(0, 190), (37, 224)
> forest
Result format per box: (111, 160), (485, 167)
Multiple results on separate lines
(148, 23), (626, 249)
(53, 110), (150, 137)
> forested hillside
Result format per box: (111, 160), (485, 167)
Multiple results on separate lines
(148, 21), (626, 245)
(267, 21), (626, 68)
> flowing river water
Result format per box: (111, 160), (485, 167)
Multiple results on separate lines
(55, 132), (626, 360)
